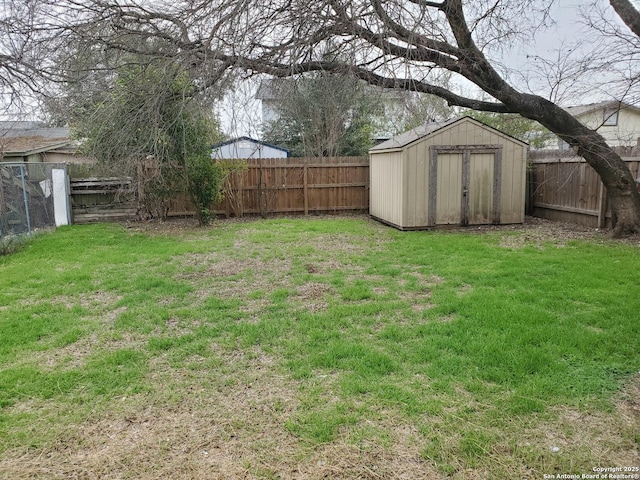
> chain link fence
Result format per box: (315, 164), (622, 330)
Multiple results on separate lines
(0, 162), (70, 245)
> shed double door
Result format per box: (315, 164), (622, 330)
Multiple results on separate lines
(428, 146), (502, 226)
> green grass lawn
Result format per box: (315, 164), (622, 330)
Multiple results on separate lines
(0, 217), (638, 479)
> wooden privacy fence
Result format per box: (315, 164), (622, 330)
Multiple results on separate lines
(168, 156), (370, 217)
(529, 154), (640, 228)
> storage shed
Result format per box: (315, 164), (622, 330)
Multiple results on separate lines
(369, 116), (528, 229)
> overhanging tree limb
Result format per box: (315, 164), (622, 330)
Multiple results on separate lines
(610, 0), (640, 38)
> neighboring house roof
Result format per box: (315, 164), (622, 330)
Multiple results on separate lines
(0, 121), (46, 130)
(211, 136), (289, 154)
(564, 101), (640, 117)
(370, 116), (528, 152)
(1, 126), (72, 156)
(532, 101), (640, 149)
(211, 136), (290, 160)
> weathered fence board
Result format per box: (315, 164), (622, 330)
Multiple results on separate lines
(529, 155), (640, 228)
(70, 177), (136, 224)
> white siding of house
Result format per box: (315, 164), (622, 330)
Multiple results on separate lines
(576, 108), (640, 147)
(370, 150), (404, 227)
(261, 100), (280, 125)
(539, 105), (640, 150)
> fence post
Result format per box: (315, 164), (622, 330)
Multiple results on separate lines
(303, 164), (308, 215)
(526, 165), (534, 215)
(597, 181), (607, 228)
(65, 165), (73, 225)
(238, 169), (244, 217)
(19, 164), (32, 236)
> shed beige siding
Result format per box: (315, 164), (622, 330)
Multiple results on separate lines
(499, 143), (526, 224)
(369, 150), (404, 227)
(370, 117), (527, 229)
(403, 140), (430, 226)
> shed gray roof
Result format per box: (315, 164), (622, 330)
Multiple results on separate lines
(370, 119), (453, 152)
(370, 116), (528, 153)
(0, 121), (45, 130)
(1, 126), (69, 140)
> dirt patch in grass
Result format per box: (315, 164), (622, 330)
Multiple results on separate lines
(617, 373), (640, 422)
(128, 214), (640, 247)
(511, 404), (639, 473)
(182, 254), (295, 303)
(303, 439), (437, 479)
(475, 375), (640, 477)
(30, 329), (147, 372)
(1, 349), (301, 479)
(32, 332), (102, 369)
(207, 257), (266, 279)
(0, 423), (437, 480)
(295, 282), (331, 300)
(457, 284), (473, 296)
(302, 231), (387, 256)
(12, 290), (124, 313)
(178, 255), (264, 280)
(474, 216), (640, 247)
(17, 291), (130, 369)
(294, 282), (333, 312)
(395, 272), (442, 312)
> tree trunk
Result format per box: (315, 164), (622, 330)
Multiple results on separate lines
(436, 67), (640, 236)
(522, 97), (640, 236)
(610, 0), (640, 38)
(579, 142), (640, 237)
(441, 0), (640, 236)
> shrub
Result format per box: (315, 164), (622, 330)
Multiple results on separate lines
(186, 154), (224, 225)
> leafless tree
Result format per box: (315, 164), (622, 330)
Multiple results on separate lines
(262, 73), (384, 157)
(574, 0), (640, 105)
(0, 0), (55, 115)
(7, 0), (640, 235)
